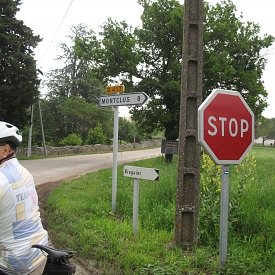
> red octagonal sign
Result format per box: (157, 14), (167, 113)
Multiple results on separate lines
(198, 89), (254, 165)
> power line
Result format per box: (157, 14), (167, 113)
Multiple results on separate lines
(38, 0), (74, 64)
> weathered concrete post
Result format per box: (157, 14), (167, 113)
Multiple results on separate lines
(175, 0), (204, 249)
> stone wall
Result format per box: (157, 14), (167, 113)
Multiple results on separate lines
(18, 140), (161, 156)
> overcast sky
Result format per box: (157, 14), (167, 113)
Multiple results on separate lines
(17, 0), (275, 118)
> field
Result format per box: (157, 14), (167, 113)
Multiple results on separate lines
(44, 145), (275, 274)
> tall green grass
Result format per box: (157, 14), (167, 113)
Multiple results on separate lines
(45, 145), (275, 274)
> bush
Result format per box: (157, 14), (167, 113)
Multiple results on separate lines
(85, 123), (107, 145)
(60, 133), (83, 146)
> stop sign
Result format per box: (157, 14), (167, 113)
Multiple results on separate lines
(198, 89), (254, 165)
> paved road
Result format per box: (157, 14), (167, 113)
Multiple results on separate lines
(20, 148), (161, 185)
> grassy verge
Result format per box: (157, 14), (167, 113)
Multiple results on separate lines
(45, 145), (275, 274)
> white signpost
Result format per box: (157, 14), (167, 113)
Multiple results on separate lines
(100, 89), (149, 212)
(124, 165), (159, 236)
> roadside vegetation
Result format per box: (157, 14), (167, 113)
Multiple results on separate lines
(44, 145), (275, 274)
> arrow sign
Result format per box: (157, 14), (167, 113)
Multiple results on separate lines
(100, 92), (148, 107)
(124, 165), (159, 181)
(124, 165), (159, 237)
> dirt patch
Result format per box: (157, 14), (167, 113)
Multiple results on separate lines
(36, 182), (100, 275)
(36, 181), (62, 208)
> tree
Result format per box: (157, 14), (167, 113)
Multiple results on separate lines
(44, 24), (104, 104)
(255, 117), (275, 139)
(75, 0), (274, 143)
(118, 117), (143, 143)
(118, 117), (131, 143)
(75, 0), (183, 141)
(59, 98), (113, 141)
(0, 0), (42, 128)
(37, 24), (113, 146)
(203, 0), (274, 118)
(30, 97), (113, 146)
(75, 19), (141, 87)
(86, 123), (107, 145)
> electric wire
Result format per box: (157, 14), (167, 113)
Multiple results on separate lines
(38, 0), (74, 65)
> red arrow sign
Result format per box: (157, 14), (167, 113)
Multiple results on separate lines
(198, 89), (254, 164)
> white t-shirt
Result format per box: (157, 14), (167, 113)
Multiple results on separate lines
(0, 158), (48, 275)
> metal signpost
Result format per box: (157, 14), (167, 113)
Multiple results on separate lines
(112, 106), (119, 211)
(198, 89), (254, 270)
(100, 89), (149, 212)
(124, 165), (159, 236)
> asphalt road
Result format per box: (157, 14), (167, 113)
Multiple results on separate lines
(20, 147), (162, 185)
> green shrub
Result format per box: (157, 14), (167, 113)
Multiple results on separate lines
(85, 123), (107, 145)
(60, 133), (83, 146)
(199, 152), (257, 247)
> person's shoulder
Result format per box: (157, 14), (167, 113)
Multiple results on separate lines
(0, 165), (10, 187)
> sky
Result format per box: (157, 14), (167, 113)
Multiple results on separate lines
(16, 0), (275, 118)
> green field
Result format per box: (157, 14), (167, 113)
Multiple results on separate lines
(45, 145), (275, 274)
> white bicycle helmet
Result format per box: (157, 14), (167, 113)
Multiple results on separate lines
(0, 121), (22, 147)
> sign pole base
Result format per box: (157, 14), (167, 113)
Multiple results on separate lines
(219, 165), (229, 270)
(133, 178), (139, 237)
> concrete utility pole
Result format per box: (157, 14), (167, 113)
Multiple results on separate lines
(175, 0), (204, 249)
(27, 69), (47, 157)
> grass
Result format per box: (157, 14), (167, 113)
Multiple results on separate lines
(44, 145), (275, 274)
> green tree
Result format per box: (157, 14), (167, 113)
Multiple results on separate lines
(255, 117), (275, 139)
(118, 117), (143, 143)
(75, 0), (274, 142)
(48, 97), (112, 145)
(25, 97), (113, 147)
(203, 0), (274, 118)
(75, 19), (141, 87)
(75, 1), (183, 141)
(44, 24), (104, 104)
(35, 24), (113, 146)
(0, 0), (42, 128)
(118, 117), (131, 143)
(86, 123), (107, 145)
(37, 97), (65, 146)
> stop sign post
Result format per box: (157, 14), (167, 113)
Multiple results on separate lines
(198, 89), (254, 269)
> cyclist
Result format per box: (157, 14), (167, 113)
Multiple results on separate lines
(0, 122), (48, 275)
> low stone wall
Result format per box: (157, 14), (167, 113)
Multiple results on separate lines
(18, 140), (161, 156)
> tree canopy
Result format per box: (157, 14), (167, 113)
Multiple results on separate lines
(45, 24), (104, 104)
(75, 0), (274, 140)
(31, 25), (114, 146)
(203, 1), (274, 118)
(0, 0), (41, 128)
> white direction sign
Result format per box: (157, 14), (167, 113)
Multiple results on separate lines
(124, 165), (159, 181)
(124, 165), (159, 236)
(100, 92), (148, 107)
